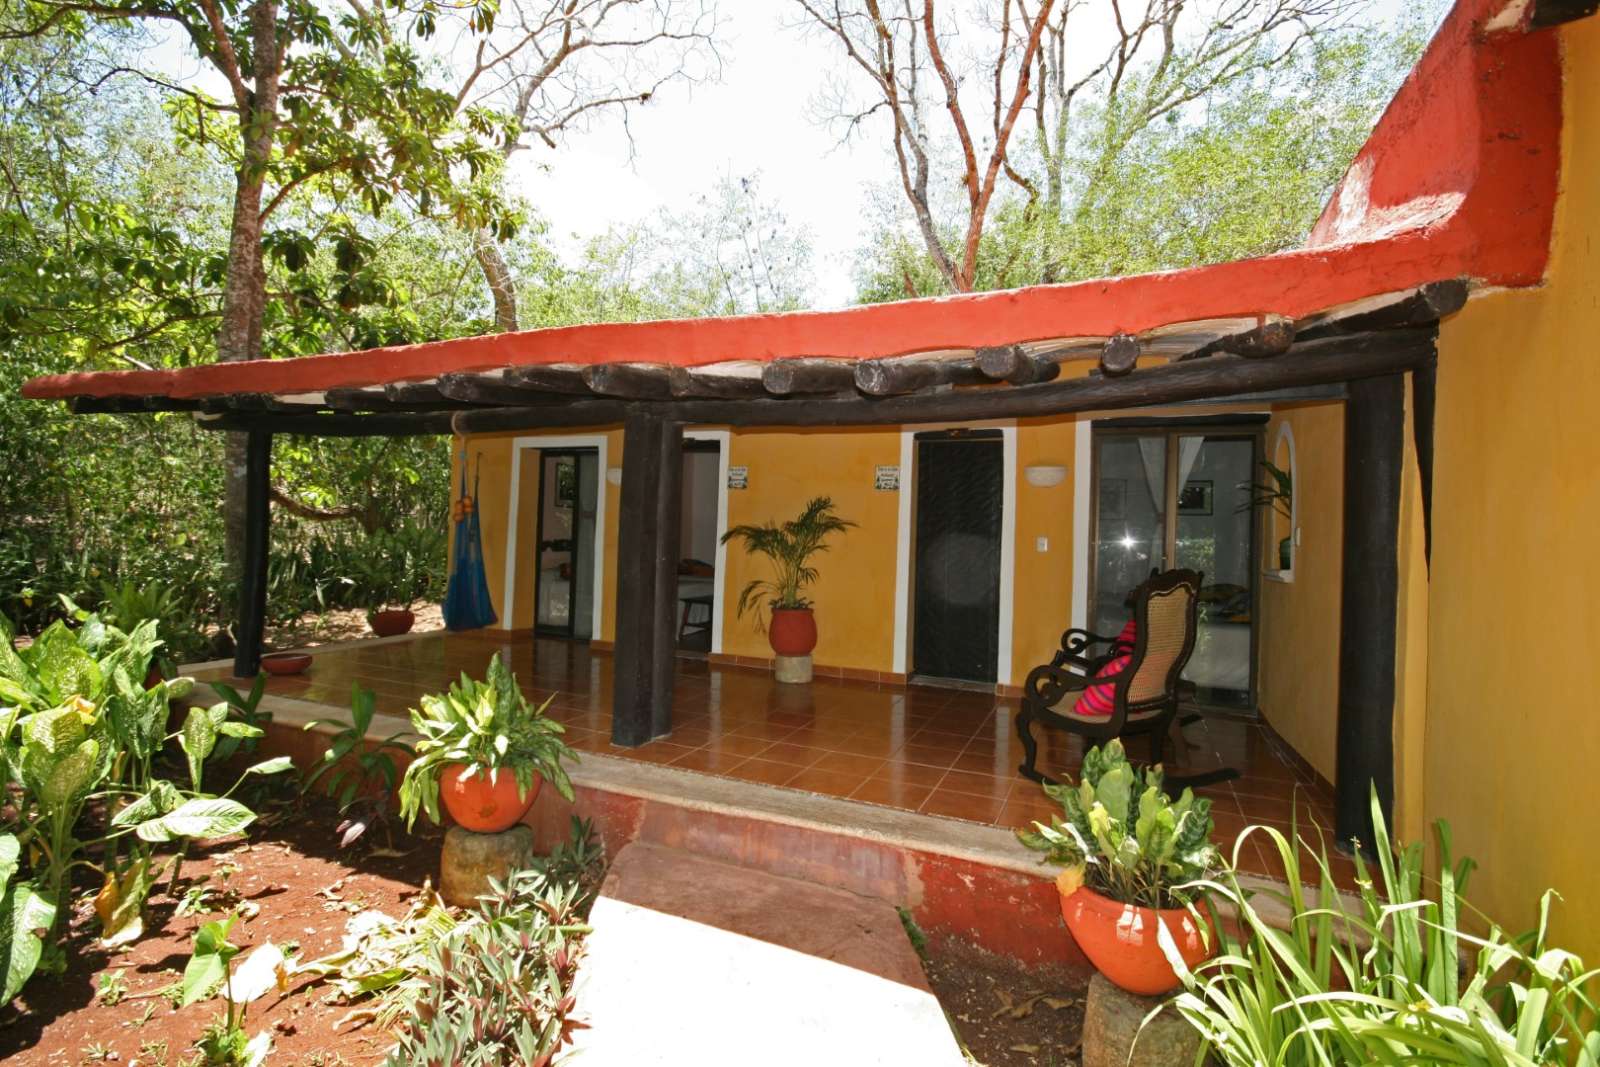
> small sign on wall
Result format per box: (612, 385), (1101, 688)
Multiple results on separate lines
(874, 464), (900, 491)
(727, 465), (749, 490)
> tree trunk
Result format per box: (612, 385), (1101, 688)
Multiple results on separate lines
(219, 0), (282, 624)
(220, 168), (271, 591)
(473, 228), (519, 332)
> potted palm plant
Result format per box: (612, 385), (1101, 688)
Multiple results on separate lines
(720, 496), (856, 660)
(1238, 459), (1293, 570)
(398, 653), (576, 833)
(1017, 740), (1217, 996)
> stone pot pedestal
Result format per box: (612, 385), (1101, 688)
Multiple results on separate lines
(440, 824), (535, 907)
(1083, 972), (1201, 1067)
(774, 654), (813, 685)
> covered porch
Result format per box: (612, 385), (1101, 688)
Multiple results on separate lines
(188, 628), (1353, 887)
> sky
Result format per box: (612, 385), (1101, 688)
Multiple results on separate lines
(508, 0), (1425, 309)
(510, 3), (886, 309)
(148, 0), (1429, 311)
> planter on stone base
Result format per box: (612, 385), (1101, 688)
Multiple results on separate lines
(768, 607), (817, 658)
(440, 824), (536, 907)
(1060, 884), (1211, 997)
(440, 763), (542, 833)
(1082, 972), (1201, 1067)
(774, 654), (813, 684)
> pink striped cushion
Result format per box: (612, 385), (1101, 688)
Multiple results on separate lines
(1073, 652), (1131, 718)
(1116, 620), (1137, 649)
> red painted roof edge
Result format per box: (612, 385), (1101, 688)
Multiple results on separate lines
(21, 0), (1563, 403)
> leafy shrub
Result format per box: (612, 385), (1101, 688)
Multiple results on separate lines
(381, 819), (602, 1067)
(0, 608), (289, 1003)
(398, 654), (575, 830)
(302, 684), (415, 847)
(1166, 791), (1600, 1066)
(1016, 739), (1217, 908)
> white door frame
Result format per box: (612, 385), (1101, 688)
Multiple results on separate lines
(683, 429), (731, 655)
(502, 434), (610, 635)
(892, 422), (1017, 686)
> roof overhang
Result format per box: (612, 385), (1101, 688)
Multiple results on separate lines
(17, 0), (1572, 428)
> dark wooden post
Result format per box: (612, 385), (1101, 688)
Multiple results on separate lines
(232, 429), (272, 678)
(612, 409), (683, 746)
(1335, 374), (1403, 850)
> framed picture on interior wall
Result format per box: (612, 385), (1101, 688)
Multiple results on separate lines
(1098, 478), (1127, 521)
(1178, 480), (1213, 516)
(555, 460), (577, 509)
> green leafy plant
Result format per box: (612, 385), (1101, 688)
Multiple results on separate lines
(0, 609), (289, 1001)
(1235, 458), (1292, 519)
(397, 654), (575, 830)
(1016, 739), (1217, 909)
(208, 674), (271, 763)
(182, 915), (272, 1067)
(1164, 791), (1600, 1067)
(303, 684), (416, 847)
(379, 819), (601, 1066)
(720, 496), (855, 629)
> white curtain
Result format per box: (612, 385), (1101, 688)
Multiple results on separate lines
(1177, 436), (1205, 498)
(1136, 437), (1166, 514)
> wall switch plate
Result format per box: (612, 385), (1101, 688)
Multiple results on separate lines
(1035, 536), (1049, 553)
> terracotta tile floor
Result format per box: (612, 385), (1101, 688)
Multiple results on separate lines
(197, 630), (1352, 888)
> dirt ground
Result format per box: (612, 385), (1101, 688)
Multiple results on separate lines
(0, 793), (442, 1067)
(264, 605), (444, 654)
(923, 937), (1091, 1067)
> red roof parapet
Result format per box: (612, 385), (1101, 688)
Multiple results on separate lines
(21, 0), (1565, 404)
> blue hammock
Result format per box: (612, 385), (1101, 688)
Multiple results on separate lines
(443, 453), (498, 631)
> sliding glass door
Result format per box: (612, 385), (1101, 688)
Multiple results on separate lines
(1090, 424), (1259, 710)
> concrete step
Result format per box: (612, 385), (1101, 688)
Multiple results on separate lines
(565, 841), (968, 1066)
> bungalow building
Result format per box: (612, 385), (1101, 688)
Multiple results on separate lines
(23, 0), (1600, 966)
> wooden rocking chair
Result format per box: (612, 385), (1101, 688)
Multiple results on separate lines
(1016, 568), (1238, 790)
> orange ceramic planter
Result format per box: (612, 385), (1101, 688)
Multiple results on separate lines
(768, 608), (817, 657)
(439, 764), (541, 833)
(1061, 886), (1212, 996)
(369, 609), (415, 637)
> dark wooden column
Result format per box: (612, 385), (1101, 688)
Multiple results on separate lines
(1335, 374), (1403, 849)
(232, 430), (273, 678)
(612, 409), (683, 746)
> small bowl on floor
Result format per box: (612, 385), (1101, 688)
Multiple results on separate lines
(261, 652), (312, 676)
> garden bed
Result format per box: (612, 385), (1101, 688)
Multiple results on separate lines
(921, 937), (1089, 1067)
(0, 795), (443, 1067)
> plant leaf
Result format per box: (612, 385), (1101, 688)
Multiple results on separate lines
(136, 798), (256, 843)
(1, 882), (57, 1004)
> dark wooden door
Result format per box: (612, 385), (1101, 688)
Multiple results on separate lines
(912, 432), (1003, 683)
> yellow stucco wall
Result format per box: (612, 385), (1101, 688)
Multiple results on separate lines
(1422, 13), (1600, 961)
(1256, 401), (1344, 784)
(1012, 418), (1080, 683)
(718, 428), (903, 671)
(449, 427), (624, 639)
(455, 418), (1086, 681)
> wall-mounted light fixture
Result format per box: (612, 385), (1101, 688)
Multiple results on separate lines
(1024, 464), (1068, 488)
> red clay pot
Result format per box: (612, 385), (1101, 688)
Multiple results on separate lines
(369, 609), (415, 638)
(439, 763), (541, 833)
(1061, 885), (1212, 996)
(261, 652), (312, 676)
(768, 607), (817, 657)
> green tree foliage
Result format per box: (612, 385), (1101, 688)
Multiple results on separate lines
(848, 7), (1439, 300)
